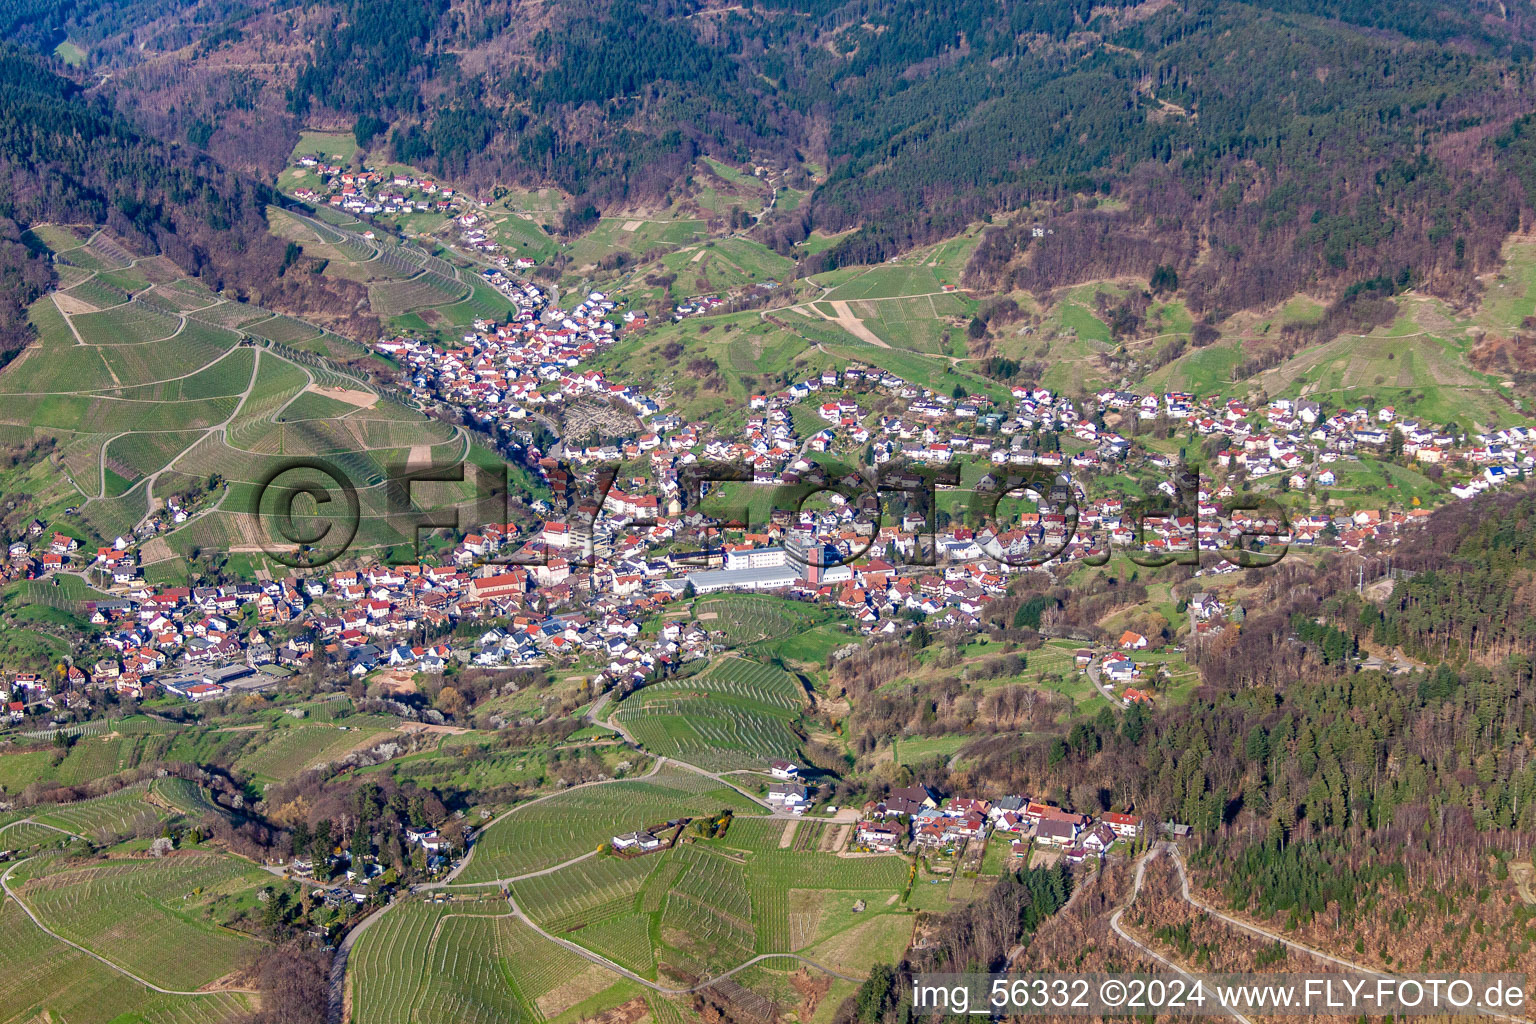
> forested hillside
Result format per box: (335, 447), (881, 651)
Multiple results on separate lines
(0, 45), (373, 358)
(8, 0), (1536, 317)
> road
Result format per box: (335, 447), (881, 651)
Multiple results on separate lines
(1108, 844), (1255, 1024)
(1085, 659), (1119, 704)
(0, 818), (87, 842)
(1, 855), (257, 996)
(326, 895), (388, 1024)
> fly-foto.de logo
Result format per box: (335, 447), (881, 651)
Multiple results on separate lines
(244, 455), (1290, 576)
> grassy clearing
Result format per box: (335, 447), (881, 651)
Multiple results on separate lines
(292, 129), (360, 165)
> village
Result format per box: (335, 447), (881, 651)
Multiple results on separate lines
(2, 224), (1533, 727)
(3, 286), (1532, 721)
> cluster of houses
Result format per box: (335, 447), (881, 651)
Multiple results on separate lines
(376, 289), (666, 438)
(290, 158), (460, 218)
(672, 294), (725, 320)
(359, 275), (1516, 651)
(853, 786), (1144, 865)
(13, 195), (1532, 723)
(452, 210), (540, 269)
(4, 527), (88, 580)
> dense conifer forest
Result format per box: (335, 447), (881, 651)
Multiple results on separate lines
(9, 0), (1536, 317)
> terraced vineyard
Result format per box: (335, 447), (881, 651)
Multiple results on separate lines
(369, 271), (469, 315)
(13, 852), (270, 990)
(0, 227), (479, 576)
(349, 902), (446, 1024)
(455, 767), (756, 883)
(30, 783), (167, 839)
(415, 913), (526, 1024)
(612, 658), (807, 771)
(658, 845), (756, 972)
(71, 302), (182, 345)
(235, 720), (401, 783)
(0, 819), (74, 854)
(511, 852), (658, 931)
(694, 593), (836, 646)
(148, 777), (222, 819)
(349, 900), (599, 1024)
(0, 899), (252, 1024)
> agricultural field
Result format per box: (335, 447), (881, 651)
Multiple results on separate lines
(11, 851), (271, 990)
(692, 593), (846, 650)
(234, 719), (402, 785)
(148, 776), (222, 819)
(354, 810), (909, 1019)
(1248, 301), (1526, 429)
(620, 236), (795, 304)
(511, 852), (658, 931)
(588, 310), (841, 421)
(29, 783), (169, 840)
(454, 767), (757, 883)
(0, 898), (253, 1024)
(563, 217), (709, 276)
(836, 291), (976, 356)
(472, 812), (912, 986)
(0, 222), (498, 574)
(612, 658), (808, 772)
(348, 898), (616, 1024)
(0, 818), (78, 854)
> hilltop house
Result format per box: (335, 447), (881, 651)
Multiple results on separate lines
(611, 831), (663, 852)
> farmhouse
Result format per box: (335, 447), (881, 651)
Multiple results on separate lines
(1101, 811), (1142, 838)
(1035, 818), (1080, 847)
(767, 782), (809, 813)
(611, 830), (663, 852)
(768, 759), (800, 780)
(405, 826), (446, 853)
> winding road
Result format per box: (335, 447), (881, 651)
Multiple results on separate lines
(1085, 659), (1119, 704)
(1108, 843), (1254, 1024)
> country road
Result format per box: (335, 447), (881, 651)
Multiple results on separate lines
(1085, 659), (1119, 704)
(1108, 844), (1255, 1024)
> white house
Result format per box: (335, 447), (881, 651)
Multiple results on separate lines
(611, 831), (663, 852)
(769, 759), (800, 780)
